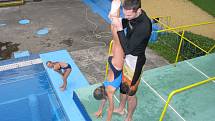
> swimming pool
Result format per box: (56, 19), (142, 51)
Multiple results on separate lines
(0, 56), (68, 121)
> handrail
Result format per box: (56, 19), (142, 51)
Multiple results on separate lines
(157, 21), (215, 33)
(155, 19), (208, 54)
(207, 44), (215, 54)
(159, 77), (215, 121)
(174, 30), (184, 65)
(0, 0), (24, 7)
(151, 16), (171, 19)
(104, 40), (113, 80)
(150, 16), (171, 29)
(152, 18), (214, 65)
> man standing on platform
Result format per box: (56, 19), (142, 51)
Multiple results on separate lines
(112, 0), (152, 120)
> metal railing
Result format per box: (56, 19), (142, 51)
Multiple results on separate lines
(0, 0), (24, 7)
(151, 16), (171, 29)
(157, 21), (215, 33)
(159, 76), (215, 121)
(151, 17), (215, 65)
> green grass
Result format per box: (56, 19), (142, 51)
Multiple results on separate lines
(149, 32), (215, 63)
(189, 0), (215, 17)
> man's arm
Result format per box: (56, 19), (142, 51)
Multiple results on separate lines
(117, 25), (150, 55)
(112, 17), (150, 55)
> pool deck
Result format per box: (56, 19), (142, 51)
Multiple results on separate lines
(74, 53), (215, 121)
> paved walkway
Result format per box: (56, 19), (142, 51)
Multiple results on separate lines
(0, 0), (169, 84)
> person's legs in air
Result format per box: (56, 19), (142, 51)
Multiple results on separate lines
(107, 24), (124, 82)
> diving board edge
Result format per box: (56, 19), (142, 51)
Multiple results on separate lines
(40, 50), (90, 121)
(73, 91), (92, 121)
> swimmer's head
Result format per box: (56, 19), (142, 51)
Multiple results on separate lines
(93, 85), (106, 100)
(46, 61), (54, 68)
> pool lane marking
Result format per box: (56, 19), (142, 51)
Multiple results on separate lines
(185, 61), (214, 83)
(142, 79), (186, 121)
(0, 58), (42, 71)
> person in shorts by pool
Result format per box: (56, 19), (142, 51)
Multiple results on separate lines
(46, 61), (72, 91)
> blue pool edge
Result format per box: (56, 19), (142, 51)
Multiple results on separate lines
(40, 50), (91, 121)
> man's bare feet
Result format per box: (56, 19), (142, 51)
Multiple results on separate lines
(113, 108), (125, 115)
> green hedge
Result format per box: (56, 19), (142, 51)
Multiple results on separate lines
(189, 0), (215, 17)
(149, 31), (215, 63)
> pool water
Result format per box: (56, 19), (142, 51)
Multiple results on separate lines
(0, 63), (68, 121)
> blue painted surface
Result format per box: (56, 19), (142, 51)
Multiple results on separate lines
(149, 24), (163, 42)
(149, 31), (158, 42)
(36, 27), (49, 36)
(14, 51), (30, 58)
(28, 94), (41, 121)
(0, 63), (66, 121)
(82, 0), (162, 43)
(73, 92), (92, 121)
(82, 0), (123, 23)
(40, 50), (90, 121)
(19, 19), (30, 25)
(0, 54), (39, 66)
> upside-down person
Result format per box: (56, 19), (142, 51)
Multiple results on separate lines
(93, 0), (125, 121)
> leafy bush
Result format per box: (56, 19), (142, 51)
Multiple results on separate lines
(189, 0), (215, 17)
(148, 31), (215, 63)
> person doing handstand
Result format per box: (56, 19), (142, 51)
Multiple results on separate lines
(94, 0), (125, 121)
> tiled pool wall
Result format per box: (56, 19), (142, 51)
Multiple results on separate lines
(0, 55), (68, 121)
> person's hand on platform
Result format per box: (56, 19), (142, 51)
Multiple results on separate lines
(94, 110), (103, 118)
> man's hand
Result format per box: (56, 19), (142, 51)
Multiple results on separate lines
(127, 85), (136, 96)
(130, 85), (137, 92)
(128, 80), (140, 95)
(112, 17), (123, 31)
